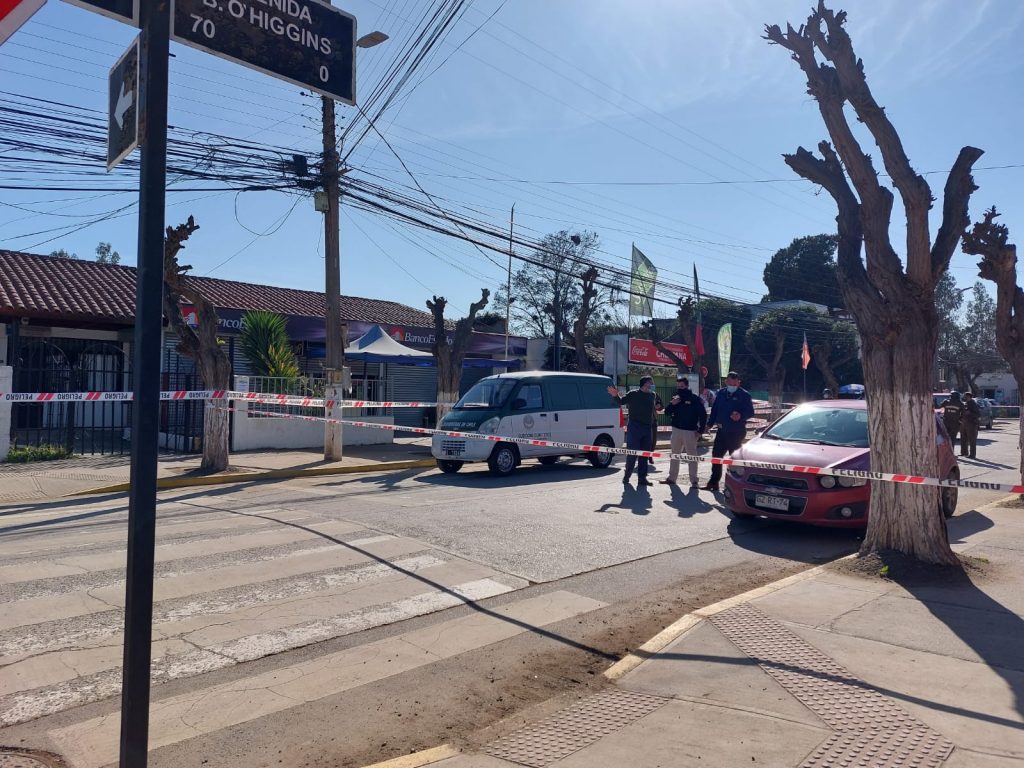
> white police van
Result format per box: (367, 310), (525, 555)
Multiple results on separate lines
(431, 371), (625, 477)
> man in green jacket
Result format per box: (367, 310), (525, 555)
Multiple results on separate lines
(608, 376), (657, 487)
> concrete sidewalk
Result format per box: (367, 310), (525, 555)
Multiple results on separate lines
(0, 438), (435, 503)
(412, 497), (1024, 768)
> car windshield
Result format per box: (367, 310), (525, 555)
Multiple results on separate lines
(453, 379), (517, 409)
(763, 405), (870, 448)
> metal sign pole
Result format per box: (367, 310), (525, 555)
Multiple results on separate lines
(119, 0), (169, 763)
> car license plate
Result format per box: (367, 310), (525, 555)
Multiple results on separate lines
(445, 449), (461, 456)
(755, 494), (790, 511)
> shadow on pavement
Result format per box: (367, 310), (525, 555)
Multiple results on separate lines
(596, 484), (654, 516)
(948, 509), (995, 542)
(664, 485), (716, 518)
(635, 649), (1023, 731)
(412, 459), (619, 489)
(724, 515), (862, 565)
(900, 571), (1024, 721)
(178, 501), (620, 664)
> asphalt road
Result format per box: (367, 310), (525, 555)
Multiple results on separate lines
(0, 419), (1018, 766)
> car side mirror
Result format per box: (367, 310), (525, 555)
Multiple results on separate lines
(512, 398), (527, 411)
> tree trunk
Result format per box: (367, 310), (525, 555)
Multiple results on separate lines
(963, 208), (1023, 495)
(858, 328), (953, 562)
(162, 216), (232, 472)
(812, 343), (839, 394)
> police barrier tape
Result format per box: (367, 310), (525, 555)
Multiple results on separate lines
(215, 406), (1024, 495)
(0, 390), (441, 408)
(1, 389), (789, 420)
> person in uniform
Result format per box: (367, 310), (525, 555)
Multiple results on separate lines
(960, 391), (981, 459)
(703, 372), (755, 492)
(939, 391), (964, 449)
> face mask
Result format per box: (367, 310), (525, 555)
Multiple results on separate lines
(727, 385), (738, 394)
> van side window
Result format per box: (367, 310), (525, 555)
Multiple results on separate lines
(580, 380), (615, 409)
(547, 379), (581, 410)
(516, 383), (544, 410)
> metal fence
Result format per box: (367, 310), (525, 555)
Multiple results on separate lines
(239, 375), (391, 418)
(11, 338), (133, 455)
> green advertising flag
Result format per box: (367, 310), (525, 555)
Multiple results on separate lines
(717, 323), (732, 380)
(629, 245), (657, 317)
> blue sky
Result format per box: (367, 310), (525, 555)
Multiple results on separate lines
(2, 0), (1022, 319)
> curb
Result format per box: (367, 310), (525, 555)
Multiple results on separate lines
(602, 561), (839, 681)
(359, 745), (459, 768)
(67, 458), (436, 497)
(603, 491), (1022, 682)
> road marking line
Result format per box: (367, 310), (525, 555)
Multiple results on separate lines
(48, 590), (606, 768)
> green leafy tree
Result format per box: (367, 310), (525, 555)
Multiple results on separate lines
(95, 242), (120, 264)
(494, 230), (621, 371)
(240, 310), (301, 378)
(49, 248), (78, 259)
(762, 234), (842, 307)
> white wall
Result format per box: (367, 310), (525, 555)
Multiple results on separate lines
(0, 366), (11, 461)
(230, 401), (393, 451)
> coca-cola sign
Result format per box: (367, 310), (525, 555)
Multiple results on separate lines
(628, 338), (692, 367)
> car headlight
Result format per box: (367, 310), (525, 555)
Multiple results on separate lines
(730, 466), (745, 477)
(477, 417), (500, 434)
(820, 475), (837, 489)
(838, 476), (867, 487)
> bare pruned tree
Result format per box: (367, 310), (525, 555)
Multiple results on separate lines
(767, 3), (983, 564)
(962, 208), (1023, 495)
(161, 216), (231, 472)
(427, 289), (490, 420)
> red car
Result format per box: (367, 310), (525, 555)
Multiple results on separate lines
(723, 400), (959, 528)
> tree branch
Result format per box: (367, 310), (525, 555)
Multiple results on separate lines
(930, 146), (985, 277)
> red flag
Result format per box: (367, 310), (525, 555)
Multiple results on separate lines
(801, 332), (811, 370)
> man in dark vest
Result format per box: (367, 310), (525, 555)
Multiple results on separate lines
(608, 377), (657, 487)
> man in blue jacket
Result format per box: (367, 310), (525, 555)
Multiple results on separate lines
(659, 374), (707, 487)
(703, 371), (755, 492)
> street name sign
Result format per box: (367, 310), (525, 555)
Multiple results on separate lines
(171, 0), (356, 103)
(62, 0), (136, 25)
(1, 0), (47, 47)
(107, 34), (140, 171)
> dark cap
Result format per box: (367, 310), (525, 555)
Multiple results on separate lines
(676, 373), (688, 381)
(639, 376), (654, 387)
(726, 371), (740, 380)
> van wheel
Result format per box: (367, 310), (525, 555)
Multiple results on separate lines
(588, 435), (616, 468)
(941, 471), (959, 519)
(437, 460), (463, 474)
(538, 456), (559, 466)
(488, 444), (518, 477)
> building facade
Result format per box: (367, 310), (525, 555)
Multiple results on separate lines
(1, 250), (525, 456)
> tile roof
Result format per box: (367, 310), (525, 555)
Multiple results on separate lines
(0, 250), (442, 328)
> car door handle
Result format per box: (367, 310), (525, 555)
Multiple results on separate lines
(539, 413), (548, 417)
(553, 413), (559, 422)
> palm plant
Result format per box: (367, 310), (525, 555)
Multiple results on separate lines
(240, 310), (301, 378)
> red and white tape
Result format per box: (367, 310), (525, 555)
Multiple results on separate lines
(220, 406), (1024, 495)
(1, 390), (441, 408)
